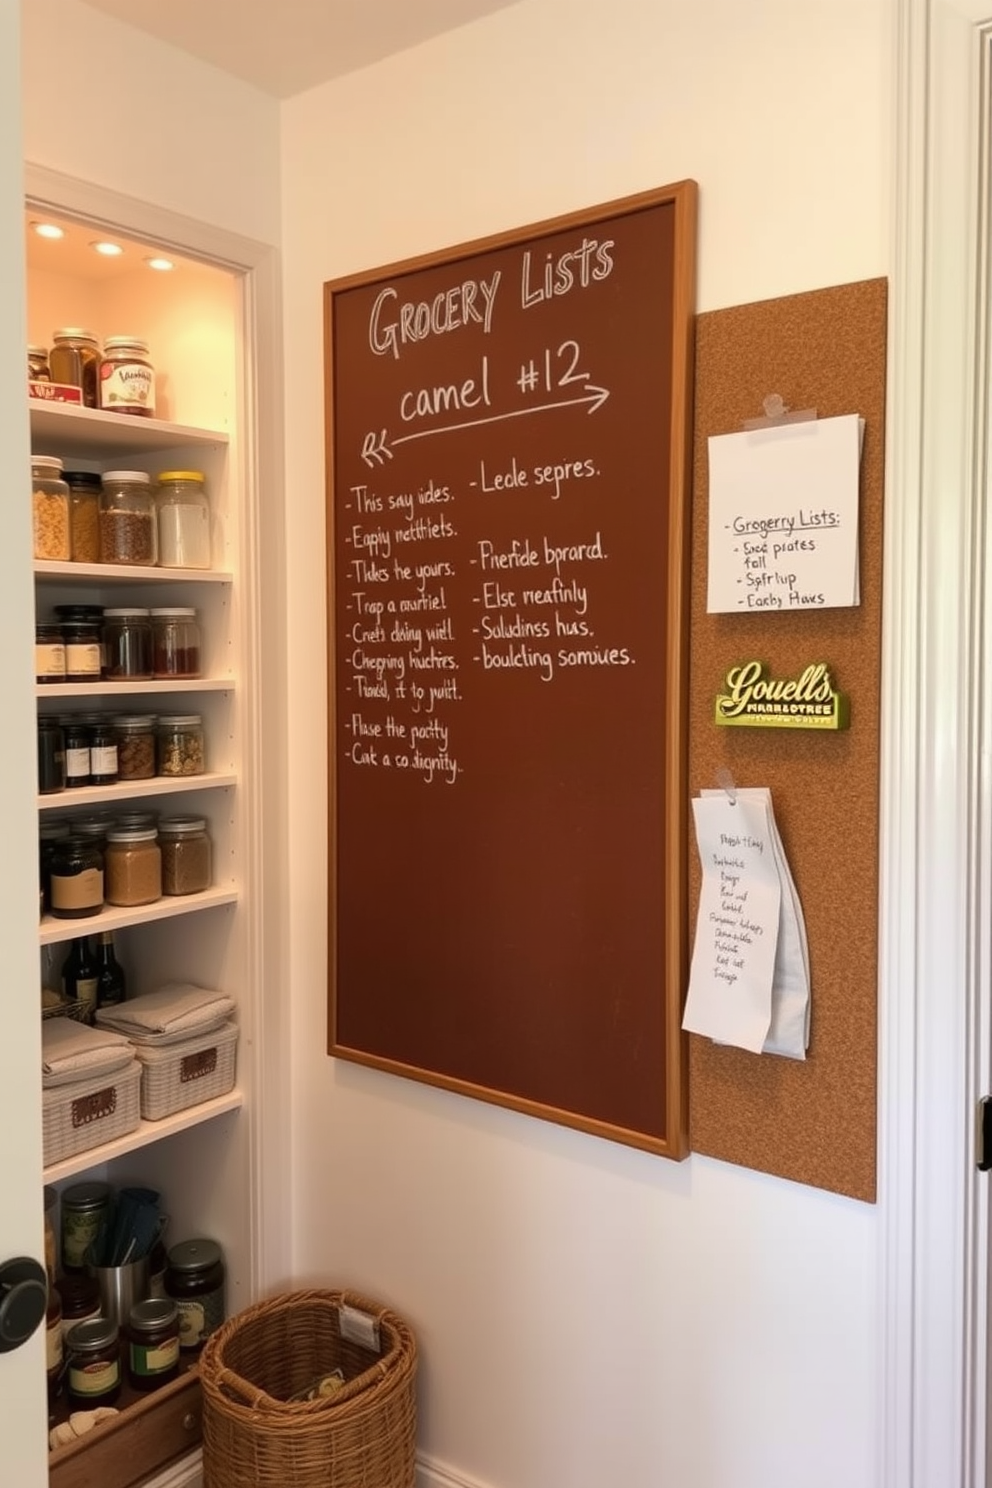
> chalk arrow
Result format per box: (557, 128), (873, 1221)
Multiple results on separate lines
(360, 429), (393, 467)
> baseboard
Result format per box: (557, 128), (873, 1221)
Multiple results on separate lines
(142, 1451), (202, 1488)
(417, 1452), (500, 1488)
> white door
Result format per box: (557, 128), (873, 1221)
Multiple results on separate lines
(0, 4), (57, 1483)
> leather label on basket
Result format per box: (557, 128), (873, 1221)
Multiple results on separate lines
(71, 1085), (118, 1128)
(339, 1304), (380, 1353)
(181, 1047), (218, 1084)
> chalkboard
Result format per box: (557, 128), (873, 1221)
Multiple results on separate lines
(325, 182), (697, 1156)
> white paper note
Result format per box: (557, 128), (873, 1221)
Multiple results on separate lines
(682, 793), (781, 1053)
(706, 413), (861, 614)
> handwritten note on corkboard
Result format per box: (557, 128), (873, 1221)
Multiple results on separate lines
(325, 183), (696, 1156)
(688, 277), (887, 1202)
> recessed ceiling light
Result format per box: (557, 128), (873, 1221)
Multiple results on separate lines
(91, 240), (124, 257)
(32, 222), (64, 240)
(145, 256), (175, 272)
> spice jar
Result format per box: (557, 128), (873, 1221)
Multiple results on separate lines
(156, 471), (211, 568)
(99, 336), (155, 417)
(49, 835), (104, 919)
(104, 825), (161, 906)
(159, 816), (212, 895)
(103, 607), (153, 679)
(151, 607), (201, 678)
(63, 471), (102, 564)
(99, 470), (157, 566)
(36, 623), (66, 684)
(37, 718), (66, 795)
(126, 1298), (180, 1390)
(61, 1181), (112, 1271)
(31, 455), (70, 561)
(50, 328), (100, 407)
(90, 719), (119, 785)
(63, 719), (91, 788)
(165, 1239), (225, 1352)
(29, 345), (51, 383)
(114, 714), (157, 780)
(55, 605), (104, 674)
(157, 714), (206, 776)
(66, 1317), (121, 1407)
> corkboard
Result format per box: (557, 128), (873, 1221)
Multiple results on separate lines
(688, 277), (886, 1202)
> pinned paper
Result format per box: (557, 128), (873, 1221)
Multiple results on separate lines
(706, 413), (862, 614)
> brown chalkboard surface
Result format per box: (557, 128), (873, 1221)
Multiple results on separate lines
(325, 182), (697, 1156)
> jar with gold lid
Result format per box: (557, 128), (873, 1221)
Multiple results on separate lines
(50, 328), (100, 406)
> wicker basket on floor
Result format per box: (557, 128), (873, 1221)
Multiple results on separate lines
(199, 1288), (417, 1488)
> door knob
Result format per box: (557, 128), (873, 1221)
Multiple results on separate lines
(0, 1258), (48, 1353)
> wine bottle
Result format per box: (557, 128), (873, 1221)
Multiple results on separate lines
(60, 937), (98, 1023)
(95, 930), (126, 1009)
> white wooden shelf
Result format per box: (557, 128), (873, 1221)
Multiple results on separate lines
(38, 771), (237, 812)
(35, 560), (233, 584)
(43, 1088), (245, 1184)
(39, 886), (238, 945)
(37, 677), (233, 699)
(29, 400), (229, 458)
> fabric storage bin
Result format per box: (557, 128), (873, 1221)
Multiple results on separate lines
(43, 1058), (141, 1167)
(200, 1288), (417, 1488)
(136, 1020), (238, 1121)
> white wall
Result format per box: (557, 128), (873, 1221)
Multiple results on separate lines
(281, 4), (891, 1488)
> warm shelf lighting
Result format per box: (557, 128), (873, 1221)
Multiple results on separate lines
(91, 240), (124, 256)
(31, 222), (64, 240)
(145, 256), (175, 272)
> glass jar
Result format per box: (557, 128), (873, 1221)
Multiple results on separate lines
(49, 835), (104, 919)
(156, 471), (211, 569)
(90, 719), (119, 786)
(126, 1298), (180, 1390)
(50, 328), (100, 407)
(63, 471), (102, 564)
(39, 818), (70, 913)
(151, 607), (201, 678)
(69, 814), (116, 850)
(31, 455), (70, 561)
(61, 1181), (112, 1271)
(37, 718), (66, 795)
(104, 826), (161, 906)
(29, 344), (51, 383)
(114, 714), (157, 780)
(165, 1239), (225, 1352)
(63, 719), (91, 788)
(54, 605), (104, 674)
(103, 607), (153, 679)
(36, 623), (66, 684)
(99, 470), (157, 566)
(99, 336), (155, 417)
(157, 714), (205, 776)
(56, 1272), (101, 1341)
(66, 1317), (121, 1407)
(159, 817), (212, 895)
(114, 809), (158, 832)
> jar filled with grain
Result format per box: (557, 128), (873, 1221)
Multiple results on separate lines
(157, 714), (206, 777)
(104, 825), (161, 906)
(113, 714), (157, 780)
(99, 471), (157, 566)
(63, 471), (102, 564)
(158, 816), (212, 895)
(32, 456), (70, 561)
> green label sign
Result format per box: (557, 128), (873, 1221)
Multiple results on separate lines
(715, 661), (848, 730)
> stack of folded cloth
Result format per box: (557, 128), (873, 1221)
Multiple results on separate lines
(42, 1017), (135, 1088)
(94, 983), (235, 1044)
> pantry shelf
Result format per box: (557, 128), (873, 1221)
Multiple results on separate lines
(35, 559), (233, 584)
(39, 885), (238, 945)
(38, 771), (237, 812)
(29, 399), (229, 458)
(37, 677), (234, 699)
(43, 1088), (244, 1184)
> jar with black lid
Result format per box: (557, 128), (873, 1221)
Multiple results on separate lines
(63, 470), (102, 564)
(66, 1317), (121, 1407)
(69, 814), (116, 850)
(165, 1238), (225, 1351)
(28, 344), (50, 383)
(54, 604), (104, 672)
(103, 607), (153, 679)
(37, 717), (66, 795)
(62, 719), (91, 788)
(61, 1181), (112, 1271)
(56, 1272), (101, 1340)
(49, 836), (104, 919)
(89, 719), (119, 785)
(36, 624), (66, 684)
(39, 818), (70, 913)
(127, 1298), (180, 1389)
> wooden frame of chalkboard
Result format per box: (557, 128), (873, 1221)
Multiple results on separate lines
(325, 181), (697, 1158)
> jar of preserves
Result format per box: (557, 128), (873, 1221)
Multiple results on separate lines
(39, 818), (70, 912)
(36, 623), (66, 684)
(69, 814), (116, 850)
(114, 714), (157, 780)
(54, 604), (105, 673)
(32, 455), (70, 561)
(99, 470), (157, 566)
(156, 471), (211, 568)
(58, 613), (102, 684)
(103, 607), (153, 679)
(61, 1181), (112, 1271)
(63, 719), (91, 788)
(165, 1239), (225, 1352)
(159, 816), (212, 895)
(99, 336), (155, 417)
(29, 344), (51, 382)
(66, 1317), (121, 1407)
(157, 714), (205, 776)
(50, 328), (100, 407)
(37, 717), (66, 795)
(63, 471), (102, 564)
(151, 607), (201, 678)
(126, 1298), (180, 1389)
(104, 825), (161, 906)
(49, 835), (104, 919)
(56, 1272), (101, 1340)
(90, 719), (119, 786)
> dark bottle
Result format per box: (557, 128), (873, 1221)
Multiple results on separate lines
(61, 936), (99, 1023)
(95, 931), (126, 1008)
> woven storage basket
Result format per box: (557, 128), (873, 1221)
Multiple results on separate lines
(200, 1288), (417, 1488)
(42, 1057), (141, 1166)
(135, 1020), (238, 1120)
